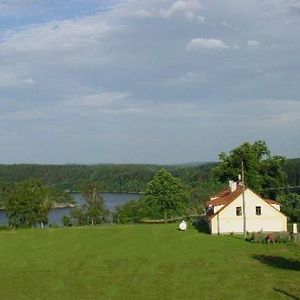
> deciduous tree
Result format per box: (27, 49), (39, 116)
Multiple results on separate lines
(212, 140), (287, 197)
(144, 169), (187, 223)
(71, 182), (109, 226)
(5, 179), (55, 228)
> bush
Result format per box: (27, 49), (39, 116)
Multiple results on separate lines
(246, 231), (291, 244)
(62, 215), (72, 227)
(275, 232), (290, 243)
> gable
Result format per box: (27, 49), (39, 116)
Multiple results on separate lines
(217, 189), (286, 219)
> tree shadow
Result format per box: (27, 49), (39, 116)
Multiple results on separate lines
(192, 217), (210, 234)
(253, 255), (300, 271)
(273, 288), (300, 300)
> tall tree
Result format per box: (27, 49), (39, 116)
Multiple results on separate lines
(72, 182), (108, 226)
(212, 140), (287, 197)
(144, 169), (187, 223)
(5, 179), (54, 228)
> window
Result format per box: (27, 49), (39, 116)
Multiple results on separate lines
(256, 206), (261, 215)
(236, 207), (242, 216)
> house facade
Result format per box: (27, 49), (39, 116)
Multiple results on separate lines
(206, 181), (287, 234)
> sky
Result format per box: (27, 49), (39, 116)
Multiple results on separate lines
(0, 0), (300, 164)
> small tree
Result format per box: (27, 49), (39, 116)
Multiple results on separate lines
(61, 215), (73, 227)
(113, 199), (150, 224)
(144, 169), (187, 223)
(5, 179), (54, 228)
(72, 182), (109, 226)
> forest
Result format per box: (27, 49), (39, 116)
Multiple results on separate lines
(0, 162), (217, 193)
(0, 141), (299, 225)
(0, 159), (299, 193)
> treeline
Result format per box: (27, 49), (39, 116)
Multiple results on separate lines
(0, 141), (299, 226)
(0, 159), (299, 193)
(0, 163), (217, 193)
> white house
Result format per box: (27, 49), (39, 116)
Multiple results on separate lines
(205, 181), (287, 234)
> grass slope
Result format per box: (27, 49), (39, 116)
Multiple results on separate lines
(0, 225), (299, 299)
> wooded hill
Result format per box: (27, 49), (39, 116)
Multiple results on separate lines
(0, 159), (299, 193)
(0, 163), (216, 193)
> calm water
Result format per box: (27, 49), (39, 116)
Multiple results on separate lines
(0, 192), (141, 226)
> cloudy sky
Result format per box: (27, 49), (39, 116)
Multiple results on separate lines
(0, 0), (299, 164)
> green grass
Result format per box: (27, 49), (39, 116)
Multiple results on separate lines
(0, 225), (299, 300)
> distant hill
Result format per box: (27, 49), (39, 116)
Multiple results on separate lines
(168, 161), (217, 167)
(0, 159), (298, 193)
(0, 163), (216, 193)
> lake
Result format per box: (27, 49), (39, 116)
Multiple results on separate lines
(0, 192), (141, 226)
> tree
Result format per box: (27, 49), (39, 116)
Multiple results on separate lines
(71, 182), (109, 226)
(277, 193), (300, 222)
(189, 179), (226, 214)
(5, 179), (55, 228)
(212, 141), (287, 197)
(61, 215), (73, 227)
(144, 169), (187, 223)
(0, 180), (12, 208)
(113, 199), (145, 224)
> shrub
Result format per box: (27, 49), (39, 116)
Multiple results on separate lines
(62, 215), (72, 227)
(246, 231), (290, 244)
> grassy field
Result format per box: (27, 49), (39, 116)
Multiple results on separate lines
(0, 224), (299, 300)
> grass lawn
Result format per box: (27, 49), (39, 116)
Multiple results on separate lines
(0, 224), (299, 300)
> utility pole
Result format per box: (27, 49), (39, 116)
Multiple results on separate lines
(241, 160), (246, 239)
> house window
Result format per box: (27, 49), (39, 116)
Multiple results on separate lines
(256, 206), (261, 215)
(236, 207), (242, 216)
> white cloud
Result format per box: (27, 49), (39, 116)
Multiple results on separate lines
(232, 43), (240, 50)
(197, 16), (206, 22)
(159, 0), (202, 20)
(133, 9), (154, 18)
(290, 0), (300, 10)
(166, 72), (207, 87)
(0, 0), (300, 163)
(72, 92), (128, 108)
(0, 16), (113, 56)
(0, 71), (35, 87)
(186, 38), (229, 51)
(62, 91), (144, 115)
(22, 77), (35, 85)
(125, 0), (202, 20)
(247, 40), (260, 48)
(2, 110), (45, 120)
(0, 0), (33, 17)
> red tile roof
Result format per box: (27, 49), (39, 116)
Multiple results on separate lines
(206, 185), (243, 208)
(205, 185), (283, 220)
(205, 185), (244, 220)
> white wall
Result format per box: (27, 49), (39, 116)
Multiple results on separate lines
(213, 205), (224, 214)
(211, 189), (287, 234)
(270, 204), (281, 211)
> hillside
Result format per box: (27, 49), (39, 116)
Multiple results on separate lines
(0, 159), (299, 193)
(0, 163), (217, 192)
(0, 224), (299, 299)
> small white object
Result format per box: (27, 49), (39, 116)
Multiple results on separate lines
(179, 220), (187, 231)
(293, 223), (298, 234)
(228, 180), (237, 192)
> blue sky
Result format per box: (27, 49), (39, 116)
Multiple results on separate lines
(0, 0), (300, 164)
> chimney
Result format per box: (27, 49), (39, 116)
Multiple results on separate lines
(229, 180), (237, 192)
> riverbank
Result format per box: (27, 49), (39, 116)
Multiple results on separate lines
(0, 192), (141, 226)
